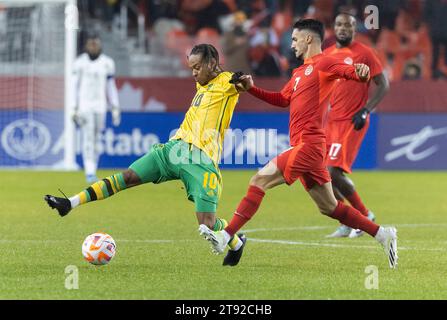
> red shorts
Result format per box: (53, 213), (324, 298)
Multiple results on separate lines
(273, 141), (331, 191)
(325, 118), (369, 173)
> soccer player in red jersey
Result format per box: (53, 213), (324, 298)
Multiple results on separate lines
(324, 13), (390, 238)
(199, 19), (398, 268)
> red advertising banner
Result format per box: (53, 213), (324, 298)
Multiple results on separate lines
(0, 76), (445, 113)
(115, 78), (447, 113)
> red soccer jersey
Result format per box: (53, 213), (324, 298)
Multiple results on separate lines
(249, 53), (365, 146)
(323, 41), (383, 121)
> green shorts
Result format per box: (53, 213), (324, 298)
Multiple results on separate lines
(129, 139), (222, 213)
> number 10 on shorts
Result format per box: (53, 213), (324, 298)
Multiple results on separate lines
(203, 172), (218, 189)
(329, 143), (342, 160)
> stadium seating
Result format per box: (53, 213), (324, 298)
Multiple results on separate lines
(78, 0), (445, 81)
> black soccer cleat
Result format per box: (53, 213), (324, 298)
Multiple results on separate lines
(223, 233), (247, 267)
(44, 195), (72, 217)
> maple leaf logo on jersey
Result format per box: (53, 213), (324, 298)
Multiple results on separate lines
(304, 65), (313, 76)
(344, 57), (353, 65)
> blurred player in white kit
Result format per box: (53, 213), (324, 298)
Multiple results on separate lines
(72, 33), (121, 183)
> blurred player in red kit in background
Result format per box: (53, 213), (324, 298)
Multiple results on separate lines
(324, 13), (390, 238)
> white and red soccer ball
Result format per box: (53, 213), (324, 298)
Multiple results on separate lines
(82, 232), (116, 265)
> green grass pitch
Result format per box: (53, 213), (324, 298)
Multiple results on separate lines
(1, 170), (446, 299)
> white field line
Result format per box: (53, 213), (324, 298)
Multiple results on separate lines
(0, 239), (182, 244)
(0, 238), (444, 252)
(243, 226), (331, 233)
(242, 223), (447, 234)
(249, 238), (379, 249)
(0, 223), (445, 252)
(0, 240), (72, 244)
(0, 237), (443, 252)
(248, 238), (447, 252)
(119, 239), (177, 243)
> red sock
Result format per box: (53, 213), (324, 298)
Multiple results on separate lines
(346, 191), (369, 216)
(224, 185), (265, 236)
(330, 201), (379, 237)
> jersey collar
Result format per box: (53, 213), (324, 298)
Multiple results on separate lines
(332, 41), (356, 53)
(304, 53), (324, 65)
(198, 72), (224, 89)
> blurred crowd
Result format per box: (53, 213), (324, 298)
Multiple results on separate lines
(79, 0), (447, 81)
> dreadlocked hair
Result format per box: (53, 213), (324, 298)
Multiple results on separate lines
(190, 44), (223, 72)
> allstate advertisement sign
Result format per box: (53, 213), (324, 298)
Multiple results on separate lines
(94, 113), (292, 169)
(378, 114), (447, 169)
(92, 113), (180, 168)
(0, 111), (64, 167)
(93, 113), (376, 170)
(1, 111), (378, 169)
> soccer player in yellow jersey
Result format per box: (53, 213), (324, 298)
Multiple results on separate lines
(44, 44), (247, 266)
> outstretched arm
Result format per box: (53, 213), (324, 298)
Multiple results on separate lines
(323, 56), (370, 83)
(364, 72), (389, 113)
(248, 86), (290, 108)
(234, 74), (289, 108)
(352, 72), (389, 130)
(107, 77), (120, 110)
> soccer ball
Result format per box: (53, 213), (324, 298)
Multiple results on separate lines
(82, 232), (116, 265)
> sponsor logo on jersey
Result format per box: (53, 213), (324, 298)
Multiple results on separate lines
(1, 119), (51, 160)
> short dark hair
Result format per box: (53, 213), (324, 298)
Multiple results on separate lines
(293, 19), (325, 42)
(85, 31), (100, 41)
(190, 44), (222, 71)
(335, 12), (357, 22)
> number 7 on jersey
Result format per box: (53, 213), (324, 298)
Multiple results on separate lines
(293, 77), (301, 91)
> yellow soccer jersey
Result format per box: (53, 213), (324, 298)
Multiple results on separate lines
(171, 71), (239, 164)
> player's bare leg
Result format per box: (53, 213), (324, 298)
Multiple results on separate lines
(196, 212), (217, 230)
(307, 182), (397, 268)
(44, 169), (142, 217)
(327, 166), (375, 238)
(199, 161), (285, 253)
(332, 186), (345, 201)
(329, 167), (369, 215)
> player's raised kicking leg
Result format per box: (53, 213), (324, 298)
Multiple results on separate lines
(44, 144), (163, 217)
(44, 168), (143, 217)
(199, 156), (398, 268)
